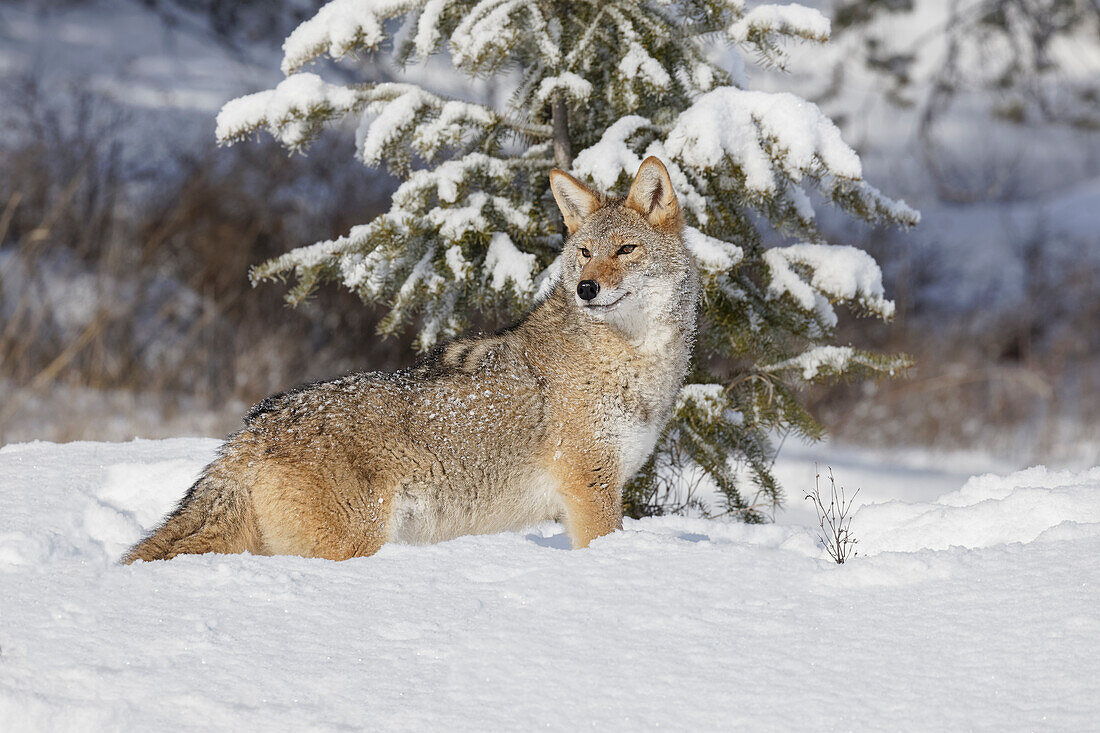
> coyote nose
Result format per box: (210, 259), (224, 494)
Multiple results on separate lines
(577, 280), (599, 301)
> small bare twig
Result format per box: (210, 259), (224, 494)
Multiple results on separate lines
(804, 466), (860, 564)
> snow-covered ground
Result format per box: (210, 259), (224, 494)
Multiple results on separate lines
(2, 438), (1097, 729)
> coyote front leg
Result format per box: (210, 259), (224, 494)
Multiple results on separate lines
(549, 449), (623, 548)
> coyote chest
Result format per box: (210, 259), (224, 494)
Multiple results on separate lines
(589, 325), (690, 478)
(606, 414), (663, 478)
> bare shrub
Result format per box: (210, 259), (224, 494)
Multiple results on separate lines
(805, 466), (860, 564)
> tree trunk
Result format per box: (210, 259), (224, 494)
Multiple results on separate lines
(552, 92), (571, 171)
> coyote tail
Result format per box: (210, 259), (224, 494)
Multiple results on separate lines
(122, 468), (260, 564)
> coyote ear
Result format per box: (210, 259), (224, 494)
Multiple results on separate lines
(625, 156), (680, 230)
(549, 169), (601, 234)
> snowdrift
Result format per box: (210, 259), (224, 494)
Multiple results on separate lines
(1, 439), (1097, 729)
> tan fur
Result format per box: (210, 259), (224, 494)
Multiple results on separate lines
(123, 158), (700, 563)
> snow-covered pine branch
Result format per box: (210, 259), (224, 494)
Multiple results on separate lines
(572, 88), (919, 230)
(217, 77), (549, 158)
(282, 0), (428, 74)
(728, 4), (831, 68)
(764, 344), (906, 382)
(763, 243), (895, 322)
(216, 73), (369, 150)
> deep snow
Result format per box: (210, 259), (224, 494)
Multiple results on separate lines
(1, 438), (1097, 730)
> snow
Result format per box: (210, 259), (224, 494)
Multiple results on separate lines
(339, 242), (401, 298)
(352, 84), (502, 166)
(572, 119), (709, 222)
(855, 465), (1100, 555)
(727, 4), (831, 44)
(534, 72), (594, 105)
(618, 42), (672, 89)
(1, 438), (1097, 729)
(676, 383), (731, 420)
(568, 85), (906, 241)
(396, 248), (442, 303)
(354, 85), (428, 164)
(683, 226), (745, 275)
(411, 99), (496, 158)
(427, 194), (489, 239)
(741, 0), (1091, 318)
(450, 0), (560, 69)
(665, 87), (862, 193)
(571, 116), (650, 190)
(482, 232), (536, 295)
(412, 0), (448, 57)
(399, 152), (513, 205)
(215, 73), (364, 149)
(765, 344), (854, 380)
(764, 243), (894, 319)
(281, 0), (420, 75)
(444, 244), (472, 281)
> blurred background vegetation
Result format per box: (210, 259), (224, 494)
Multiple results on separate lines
(1, 0), (1097, 470)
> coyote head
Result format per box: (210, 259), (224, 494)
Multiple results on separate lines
(549, 157), (699, 341)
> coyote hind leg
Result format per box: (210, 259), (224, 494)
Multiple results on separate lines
(249, 461), (398, 561)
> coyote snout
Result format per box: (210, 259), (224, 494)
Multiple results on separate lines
(124, 157), (700, 564)
(576, 279), (599, 301)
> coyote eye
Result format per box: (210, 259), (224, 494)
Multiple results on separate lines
(616, 245), (636, 256)
(579, 248), (591, 258)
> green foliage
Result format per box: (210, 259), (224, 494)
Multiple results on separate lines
(218, 0), (917, 520)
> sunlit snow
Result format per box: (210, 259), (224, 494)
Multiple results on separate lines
(1, 439), (1096, 729)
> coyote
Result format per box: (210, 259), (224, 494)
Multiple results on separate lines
(123, 157), (700, 563)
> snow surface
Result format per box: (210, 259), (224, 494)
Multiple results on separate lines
(1, 438), (1097, 729)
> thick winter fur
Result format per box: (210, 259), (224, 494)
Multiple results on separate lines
(123, 157), (700, 563)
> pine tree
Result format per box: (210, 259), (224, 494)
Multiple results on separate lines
(215, 0), (919, 522)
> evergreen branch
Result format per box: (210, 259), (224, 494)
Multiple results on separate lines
(282, 0), (430, 75)
(728, 4), (831, 69)
(216, 74), (373, 151)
